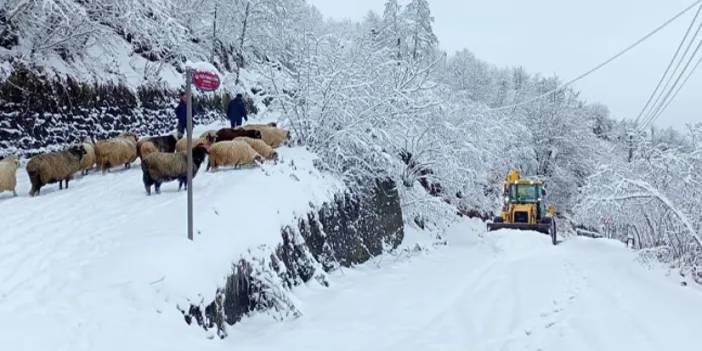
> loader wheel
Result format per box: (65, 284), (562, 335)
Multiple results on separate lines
(550, 220), (557, 246)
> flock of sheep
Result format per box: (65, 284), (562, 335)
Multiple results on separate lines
(0, 123), (289, 197)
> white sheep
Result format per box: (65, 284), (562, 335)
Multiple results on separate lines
(242, 125), (289, 148)
(79, 141), (96, 175)
(94, 133), (139, 173)
(0, 155), (20, 197)
(207, 140), (263, 171)
(234, 136), (278, 160)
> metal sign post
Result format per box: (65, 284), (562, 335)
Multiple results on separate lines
(186, 68), (194, 241)
(184, 66), (220, 241)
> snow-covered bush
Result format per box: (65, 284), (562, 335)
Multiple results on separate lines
(575, 125), (702, 278)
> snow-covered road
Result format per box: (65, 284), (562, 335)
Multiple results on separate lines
(229, 221), (702, 351)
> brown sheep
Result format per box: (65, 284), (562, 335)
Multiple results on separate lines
(26, 145), (86, 196)
(207, 140), (263, 171)
(140, 145), (209, 195)
(234, 136), (278, 160)
(0, 155), (20, 197)
(79, 141), (96, 175)
(242, 125), (289, 148)
(175, 134), (216, 153)
(215, 128), (262, 143)
(94, 133), (139, 174)
(244, 122), (278, 128)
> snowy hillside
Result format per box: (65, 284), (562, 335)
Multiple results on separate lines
(0, 120), (348, 349)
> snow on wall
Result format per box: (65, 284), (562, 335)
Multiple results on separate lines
(0, 58), (288, 158)
(0, 67), (222, 157)
(184, 178), (405, 338)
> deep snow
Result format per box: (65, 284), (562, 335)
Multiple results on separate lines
(227, 222), (702, 351)
(1, 125), (701, 350)
(0, 121), (344, 349)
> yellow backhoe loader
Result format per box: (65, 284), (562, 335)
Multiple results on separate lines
(487, 169), (558, 245)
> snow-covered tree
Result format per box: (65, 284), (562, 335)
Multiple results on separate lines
(403, 0), (438, 61)
(379, 0), (404, 60)
(575, 125), (701, 276)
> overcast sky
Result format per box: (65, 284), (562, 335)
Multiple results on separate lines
(308, 0), (701, 130)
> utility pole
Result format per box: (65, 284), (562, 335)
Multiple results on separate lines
(211, 3), (218, 63)
(627, 130), (634, 163)
(185, 68), (194, 241)
(235, 1), (251, 84)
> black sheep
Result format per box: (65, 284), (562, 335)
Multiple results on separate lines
(215, 128), (262, 143)
(140, 145), (209, 195)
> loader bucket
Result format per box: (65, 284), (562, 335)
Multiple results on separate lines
(487, 222), (557, 245)
(487, 222), (551, 234)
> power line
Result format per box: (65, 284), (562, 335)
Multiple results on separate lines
(641, 36), (702, 129)
(639, 20), (702, 129)
(642, 43), (702, 129)
(655, 54), (702, 122)
(490, 0), (702, 112)
(663, 56), (702, 117)
(634, 3), (702, 125)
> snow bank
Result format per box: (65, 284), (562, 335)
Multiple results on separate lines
(0, 121), (346, 350)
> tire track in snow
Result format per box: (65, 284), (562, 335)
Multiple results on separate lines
(378, 249), (502, 351)
(231, 224), (702, 351)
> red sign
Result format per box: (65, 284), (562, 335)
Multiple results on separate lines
(192, 71), (220, 91)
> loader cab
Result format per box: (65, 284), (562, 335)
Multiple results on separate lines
(509, 183), (542, 203)
(507, 181), (547, 220)
(508, 181), (546, 203)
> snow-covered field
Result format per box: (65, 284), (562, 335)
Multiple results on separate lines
(1, 123), (701, 350)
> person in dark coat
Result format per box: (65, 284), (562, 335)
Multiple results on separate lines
(175, 91), (199, 139)
(227, 93), (248, 128)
